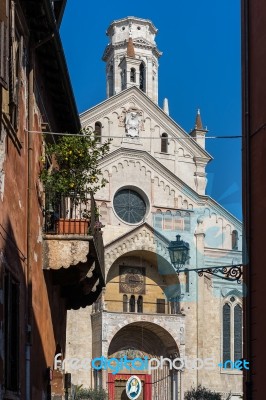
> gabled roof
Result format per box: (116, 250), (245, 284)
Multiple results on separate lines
(80, 86), (212, 161)
(105, 221), (169, 248)
(99, 147), (242, 229)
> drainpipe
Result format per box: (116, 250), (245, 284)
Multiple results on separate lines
(26, 45), (34, 400)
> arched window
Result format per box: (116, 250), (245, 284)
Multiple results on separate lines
(139, 62), (146, 92)
(121, 69), (126, 90)
(184, 212), (191, 232)
(163, 210), (172, 230)
(129, 295), (135, 312)
(154, 210), (163, 230)
(223, 303), (231, 364)
(222, 296), (242, 368)
(234, 304), (242, 361)
(108, 65), (114, 97)
(161, 133), (168, 153)
(95, 122), (102, 142)
(170, 297), (180, 314)
(137, 296), (143, 313)
(173, 211), (183, 231)
(130, 68), (136, 82)
(185, 269), (189, 293)
(232, 230), (238, 250)
(123, 294), (128, 312)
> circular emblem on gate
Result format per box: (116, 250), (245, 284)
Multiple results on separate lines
(126, 375), (142, 399)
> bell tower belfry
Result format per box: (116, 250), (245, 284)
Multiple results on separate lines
(102, 17), (162, 103)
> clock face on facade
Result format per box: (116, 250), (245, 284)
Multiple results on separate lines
(119, 266), (145, 294)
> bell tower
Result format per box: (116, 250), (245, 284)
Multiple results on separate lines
(103, 17), (162, 103)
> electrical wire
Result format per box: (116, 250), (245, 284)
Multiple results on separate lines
(25, 129), (241, 140)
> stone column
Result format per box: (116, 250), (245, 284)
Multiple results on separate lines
(194, 217), (205, 387)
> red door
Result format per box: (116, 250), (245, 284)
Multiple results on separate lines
(108, 373), (152, 400)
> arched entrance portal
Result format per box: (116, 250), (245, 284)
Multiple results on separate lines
(107, 322), (180, 400)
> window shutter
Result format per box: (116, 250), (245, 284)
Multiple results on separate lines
(156, 298), (165, 314)
(0, 20), (9, 89)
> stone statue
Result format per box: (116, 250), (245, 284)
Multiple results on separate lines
(126, 111), (140, 137)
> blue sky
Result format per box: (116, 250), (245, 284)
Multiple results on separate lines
(60, 0), (241, 220)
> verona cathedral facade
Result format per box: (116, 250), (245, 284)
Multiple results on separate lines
(65, 17), (243, 400)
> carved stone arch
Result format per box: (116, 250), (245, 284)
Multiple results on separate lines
(123, 159), (129, 168)
(154, 125), (160, 135)
(154, 176), (159, 186)
(225, 223), (232, 234)
(183, 199), (188, 209)
(170, 189), (175, 198)
(144, 117), (151, 130)
(178, 147), (185, 156)
(108, 320), (181, 354)
(165, 185), (170, 195)
(204, 208), (211, 218)
(141, 165), (147, 175)
(136, 161), (141, 170)
(188, 203), (193, 210)
(105, 234), (173, 277)
(112, 165), (118, 173)
(117, 162), (123, 171)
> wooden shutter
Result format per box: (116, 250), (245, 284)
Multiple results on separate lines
(0, 20), (9, 89)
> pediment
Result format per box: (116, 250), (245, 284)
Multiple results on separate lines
(80, 86), (212, 161)
(99, 147), (200, 205)
(104, 222), (176, 276)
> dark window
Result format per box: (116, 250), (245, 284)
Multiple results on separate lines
(130, 68), (136, 82)
(137, 296), (143, 313)
(234, 304), (242, 361)
(156, 299), (165, 314)
(95, 122), (102, 142)
(139, 62), (145, 92)
(170, 297), (180, 314)
(161, 133), (168, 153)
(4, 271), (19, 391)
(123, 294), (128, 312)
(223, 303), (231, 365)
(185, 269), (189, 293)
(129, 295), (135, 312)
(232, 230), (238, 250)
(108, 65), (114, 96)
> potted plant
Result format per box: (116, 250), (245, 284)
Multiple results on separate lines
(41, 128), (111, 234)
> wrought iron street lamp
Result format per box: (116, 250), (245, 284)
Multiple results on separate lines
(168, 234), (243, 283)
(168, 235), (190, 274)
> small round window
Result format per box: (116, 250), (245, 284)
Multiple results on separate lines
(113, 189), (147, 224)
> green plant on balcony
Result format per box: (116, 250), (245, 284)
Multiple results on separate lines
(41, 129), (111, 233)
(41, 129), (111, 200)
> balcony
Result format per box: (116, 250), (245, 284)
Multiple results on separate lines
(92, 296), (182, 315)
(43, 192), (105, 309)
